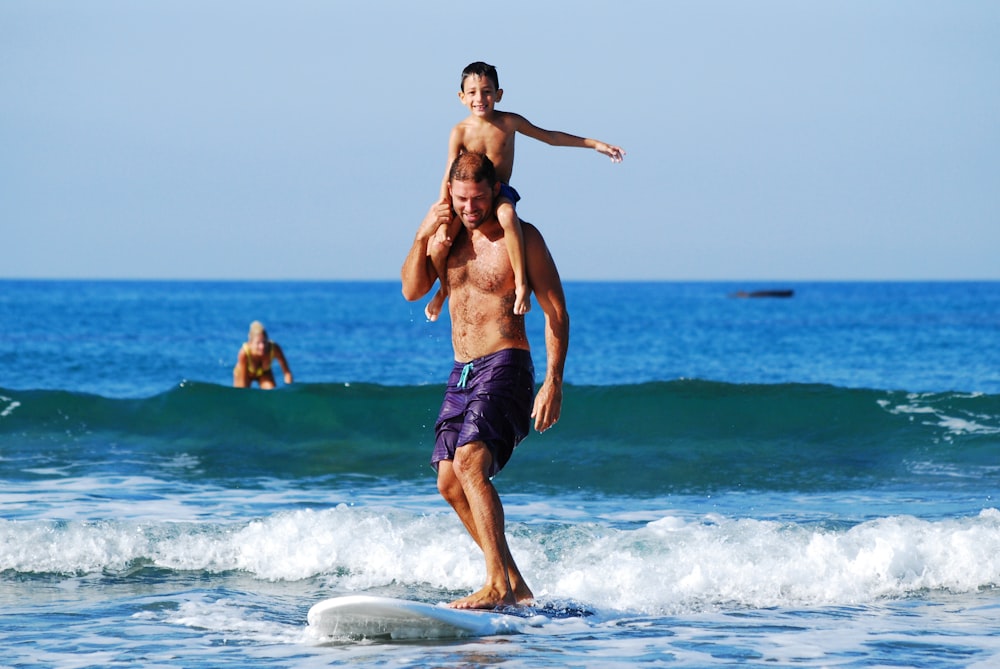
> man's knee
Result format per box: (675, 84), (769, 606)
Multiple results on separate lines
(452, 442), (492, 481)
(437, 465), (463, 502)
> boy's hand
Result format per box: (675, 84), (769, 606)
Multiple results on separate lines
(596, 142), (626, 163)
(418, 200), (454, 244)
(432, 222), (453, 250)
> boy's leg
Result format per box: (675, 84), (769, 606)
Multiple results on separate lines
(496, 199), (530, 315)
(424, 217), (461, 321)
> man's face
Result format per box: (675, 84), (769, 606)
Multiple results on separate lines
(449, 178), (497, 229)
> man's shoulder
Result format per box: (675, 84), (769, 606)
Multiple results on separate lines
(518, 220), (547, 249)
(519, 219), (541, 236)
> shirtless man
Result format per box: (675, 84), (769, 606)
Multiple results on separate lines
(401, 152), (569, 609)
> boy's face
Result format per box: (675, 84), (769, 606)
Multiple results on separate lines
(459, 74), (502, 117)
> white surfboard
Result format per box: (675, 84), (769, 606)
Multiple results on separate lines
(307, 595), (526, 640)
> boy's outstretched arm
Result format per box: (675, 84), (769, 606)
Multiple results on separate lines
(512, 114), (625, 162)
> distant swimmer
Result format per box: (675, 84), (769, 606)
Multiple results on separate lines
(232, 321), (293, 389)
(423, 61), (625, 322)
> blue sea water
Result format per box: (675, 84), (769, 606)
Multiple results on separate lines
(1, 280), (999, 668)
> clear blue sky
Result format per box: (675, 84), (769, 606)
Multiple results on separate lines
(2, 1), (997, 281)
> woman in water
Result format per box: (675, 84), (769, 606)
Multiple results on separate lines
(232, 321), (293, 389)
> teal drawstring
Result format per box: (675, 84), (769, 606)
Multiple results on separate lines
(458, 362), (474, 388)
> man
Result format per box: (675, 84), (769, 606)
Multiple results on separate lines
(401, 152), (569, 609)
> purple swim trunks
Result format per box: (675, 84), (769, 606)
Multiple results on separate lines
(432, 348), (535, 477)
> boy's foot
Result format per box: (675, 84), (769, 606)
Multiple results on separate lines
(425, 289), (446, 322)
(513, 286), (531, 316)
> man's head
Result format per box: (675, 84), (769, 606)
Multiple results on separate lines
(449, 151), (497, 186)
(448, 153), (500, 230)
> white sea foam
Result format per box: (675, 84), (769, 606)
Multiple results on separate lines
(878, 394), (1000, 436)
(0, 394), (20, 417)
(3, 506), (998, 616)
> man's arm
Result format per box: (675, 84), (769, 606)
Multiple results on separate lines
(402, 200), (455, 301)
(522, 222), (569, 432)
(511, 114), (625, 162)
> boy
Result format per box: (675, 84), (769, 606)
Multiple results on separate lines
(424, 61), (625, 321)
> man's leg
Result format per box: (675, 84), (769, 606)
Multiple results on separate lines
(436, 442), (533, 608)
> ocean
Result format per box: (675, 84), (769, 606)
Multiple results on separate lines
(1, 280), (998, 668)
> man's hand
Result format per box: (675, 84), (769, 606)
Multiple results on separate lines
(402, 199), (456, 302)
(530, 379), (563, 433)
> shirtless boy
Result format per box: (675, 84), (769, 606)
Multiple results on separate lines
(423, 61), (624, 322)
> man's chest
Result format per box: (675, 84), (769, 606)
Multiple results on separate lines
(448, 236), (512, 294)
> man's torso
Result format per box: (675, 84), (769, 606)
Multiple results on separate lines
(446, 221), (529, 362)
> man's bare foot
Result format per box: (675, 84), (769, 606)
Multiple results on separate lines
(513, 583), (534, 606)
(513, 286), (531, 316)
(448, 585), (516, 610)
(425, 289), (446, 322)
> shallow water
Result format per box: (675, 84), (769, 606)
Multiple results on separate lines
(1, 280), (998, 667)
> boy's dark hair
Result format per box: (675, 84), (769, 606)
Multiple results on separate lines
(449, 152), (497, 186)
(461, 61), (500, 91)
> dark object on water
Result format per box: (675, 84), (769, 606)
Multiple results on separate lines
(731, 289), (794, 299)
